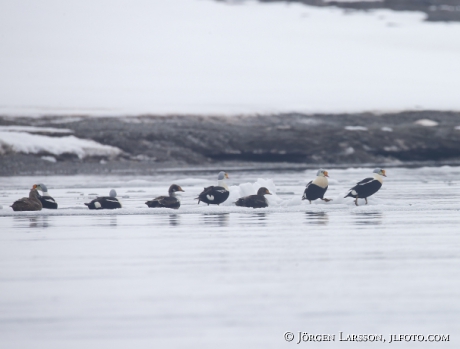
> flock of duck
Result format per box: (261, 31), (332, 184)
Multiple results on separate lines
(10, 168), (387, 211)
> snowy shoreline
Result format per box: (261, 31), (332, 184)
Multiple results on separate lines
(1, 111), (460, 176)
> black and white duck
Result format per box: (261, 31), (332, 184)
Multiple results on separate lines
(302, 169), (332, 204)
(145, 184), (184, 209)
(11, 184), (43, 211)
(36, 183), (58, 209)
(235, 187), (272, 208)
(85, 189), (122, 210)
(196, 171), (230, 206)
(345, 168), (386, 206)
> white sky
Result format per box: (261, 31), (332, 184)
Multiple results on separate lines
(1, 0), (460, 116)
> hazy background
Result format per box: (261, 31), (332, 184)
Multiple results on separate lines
(1, 0), (460, 116)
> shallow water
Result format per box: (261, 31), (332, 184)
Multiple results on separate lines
(0, 167), (459, 348)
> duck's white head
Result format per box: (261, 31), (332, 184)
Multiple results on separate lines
(217, 171), (229, 180)
(373, 168), (387, 177)
(217, 171), (229, 190)
(109, 189), (117, 197)
(316, 169), (329, 178)
(312, 169), (329, 188)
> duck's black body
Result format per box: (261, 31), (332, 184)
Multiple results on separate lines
(146, 184), (184, 209)
(345, 178), (382, 199)
(38, 194), (58, 209)
(146, 196), (180, 209)
(11, 188), (43, 212)
(197, 186), (229, 206)
(235, 194), (268, 208)
(302, 181), (328, 202)
(235, 187), (271, 208)
(85, 196), (121, 210)
(345, 169), (386, 206)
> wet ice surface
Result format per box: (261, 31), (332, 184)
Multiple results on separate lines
(0, 167), (459, 348)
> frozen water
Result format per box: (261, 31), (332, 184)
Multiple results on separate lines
(0, 167), (459, 348)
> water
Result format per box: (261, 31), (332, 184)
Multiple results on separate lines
(0, 167), (459, 348)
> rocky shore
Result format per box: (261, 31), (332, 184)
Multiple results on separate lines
(257, 0), (460, 22)
(1, 111), (460, 176)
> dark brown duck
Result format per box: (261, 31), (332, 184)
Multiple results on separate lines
(11, 185), (43, 211)
(235, 187), (272, 208)
(145, 184), (184, 209)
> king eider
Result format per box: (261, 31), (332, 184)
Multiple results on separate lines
(196, 171), (230, 205)
(345, 168), (386, 206)
(11, 184), (43, 211)
(235, 187), (272, 208)
(302, 169), (332, 204)
(36, 183), (58, 209)
(85, 189), (122, 209)
(145, 184), (184, 209)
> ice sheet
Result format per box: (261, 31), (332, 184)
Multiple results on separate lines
(0, 167), (459, 348)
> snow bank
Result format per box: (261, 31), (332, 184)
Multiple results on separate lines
(0, 131), (121, 158)
(225, 178), (282, 206)
(0, 0), (460, 116)
(0, 126), (73, 133)
(345, 126), (368, 131)
(414, 119), (439, 127)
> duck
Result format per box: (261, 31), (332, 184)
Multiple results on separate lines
(235, 187), (272, 208)
(302, 169), (332, 204)
(196, 171), (230, 205)
(345, 168), (386, 206)
(36, 183), (58, 209)
(145, 184), (184, 209)
(85, 189), (122, 209)
(11, 184), (43, 211)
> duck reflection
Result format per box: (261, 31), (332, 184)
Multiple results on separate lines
(109, 216), (117, 227)
(14, 216), (50, 229)
(93, 216), (118, 228)
(353, 211), (383, 226)
(169, 214), (180, 227)
(305, 211), (329, 226)
(251, 212), (267, 226)
(201, 213), (229, 227)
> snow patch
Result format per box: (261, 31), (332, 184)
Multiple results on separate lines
(0, 131), (121, 159)
(381, 127), (393, 132)
(41, 156), (57, 163)
(414, 119), (439, 127)
(383, 146), (399, 152)
(345, 126), (368, 131)
(0, 126), (73, 133)
(324, 0), (382, 2)
(226, 178), (282, 207)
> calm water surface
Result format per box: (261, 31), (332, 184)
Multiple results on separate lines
(1, 167), (459, 348)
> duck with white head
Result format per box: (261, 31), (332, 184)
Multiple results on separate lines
(196, 171), (230, 205)
(302, 169), (332, 204)
(36, 183), (58, 209)
(85, 189), (122, 210)
(345, 168), (387, 206)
